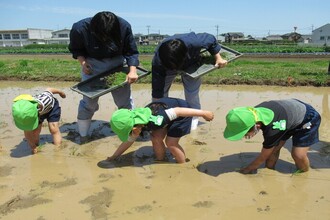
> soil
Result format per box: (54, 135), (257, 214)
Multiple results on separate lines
(0, 81), (330, 219)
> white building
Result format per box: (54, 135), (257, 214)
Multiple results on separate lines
(45, 29), (70, 45)
(0, 28), (52, 47)
(0, 28), (70, 47)
(311, 23), (330, 46)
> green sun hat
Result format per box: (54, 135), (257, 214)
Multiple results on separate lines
(223, 106), (274, 141)
(12, 95), (39, 131)
(110, 108), (152, 142)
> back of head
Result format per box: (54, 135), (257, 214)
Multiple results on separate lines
(90, 11), (121, 45)
(12, 99), (39, 131)
(158, 39), (187, 70)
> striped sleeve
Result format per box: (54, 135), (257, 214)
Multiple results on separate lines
(34, 91), (55, 115)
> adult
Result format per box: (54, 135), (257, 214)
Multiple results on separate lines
(69, 11), (139, 143)
(151, 32), (227, 129)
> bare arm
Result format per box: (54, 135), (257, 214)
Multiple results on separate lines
(46, 88), (66, 98)
(240, 147), (274, 174)
(173, 107), (214, 121)
(107, 141), (135, 161)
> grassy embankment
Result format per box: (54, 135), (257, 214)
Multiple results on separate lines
(0, 44), (329, 86)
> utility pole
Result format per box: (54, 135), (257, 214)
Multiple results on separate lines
(146, 25), (150, 39)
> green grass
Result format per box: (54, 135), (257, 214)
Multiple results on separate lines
(0, 55), (329, 86)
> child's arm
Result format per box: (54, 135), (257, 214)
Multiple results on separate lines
(173, 107), (214, 121)
(240, 147), (274, 174)
(46, 88), (66, 98)
(107, 141), (134, 161)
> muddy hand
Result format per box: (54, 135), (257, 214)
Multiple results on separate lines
(203, 111), (214, 121)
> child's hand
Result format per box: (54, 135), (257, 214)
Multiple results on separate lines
(59, 92), (66, 98)
(202, 111), (214, 121)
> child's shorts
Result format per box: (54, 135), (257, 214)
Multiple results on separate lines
(284, 102), (321, 147)
(167, 116), (192, 138)
(39, 99), (61, 124)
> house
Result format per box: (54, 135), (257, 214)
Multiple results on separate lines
(220, 32), (244, 43)
(281, 32), (302, 42)
(0, 28), (52, 47)
(311, 23), (330, 46)
(265, 35), (283, 41)
(45, 29), (70, 45)
(135, 33), (169, 45)
(299, 34), (312, 44)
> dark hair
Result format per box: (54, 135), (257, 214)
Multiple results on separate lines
(145, 102), (168, 115)
(158, 39), (187, 70)
(90, 11), (121, 46)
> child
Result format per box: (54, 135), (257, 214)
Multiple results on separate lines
(223, 99), (321, 174)
(12, 88), (66, 154)
(108, 97), (214, 163)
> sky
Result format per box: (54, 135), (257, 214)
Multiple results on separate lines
(0, 0), (329, 38)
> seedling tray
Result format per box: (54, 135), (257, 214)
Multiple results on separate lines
(71, 66), (150, 99)
(183, 45), (242, 79)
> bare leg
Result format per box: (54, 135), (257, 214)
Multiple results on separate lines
(291, 146), (310, 172)
(165, 136), (186, 163)
(24, 124), (42, 154)
(48, 122), (62, 146)
(266, 140), (286, 169)
(151, 129), (167, 161)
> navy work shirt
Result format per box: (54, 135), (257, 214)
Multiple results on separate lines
(68, 16), (139, 67)
(151, 32), (221, 99)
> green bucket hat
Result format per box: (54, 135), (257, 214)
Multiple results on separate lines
(12, 95), (39, 131)
(110, 108), (152, 142)
(223, 106), (274, 141)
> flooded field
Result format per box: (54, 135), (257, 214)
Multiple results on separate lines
(0, 81), (329, 220)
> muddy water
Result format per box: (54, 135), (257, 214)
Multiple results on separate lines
(0, 81), (329, 220)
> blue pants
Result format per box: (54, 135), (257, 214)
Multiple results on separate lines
(283, 102), (321, 147)
(77, 56), (134, 120)
(163, 70), (202, 110)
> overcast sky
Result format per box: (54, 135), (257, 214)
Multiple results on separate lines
(0, 0), (329, 37)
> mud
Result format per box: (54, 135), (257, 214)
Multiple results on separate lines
(0, 81), (330, 220)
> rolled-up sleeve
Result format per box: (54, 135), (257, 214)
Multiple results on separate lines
(196, 33), (221, 55)
(122, 25), (139, 67)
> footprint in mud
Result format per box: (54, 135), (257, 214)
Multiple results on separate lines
(192, 201), (214, 208)
(257, 205), (271, 212)
(0, 165), (14, 177)
(39, 177), (77, 189)
(98, 173), (116, 182)
(0, 194), (51, 216)
(80, 187), (114, 219)
(192, 140), (207, 145)
(133, 204), (153, 213)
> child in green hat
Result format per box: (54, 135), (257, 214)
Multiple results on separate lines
(12, 88), (66, 154)
(224, 99), (321, 174)
(108, 97), (214, 163)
